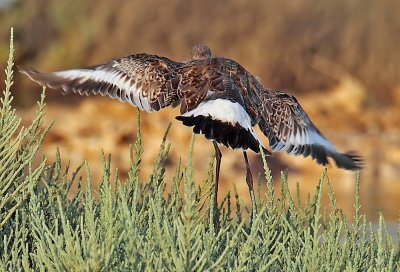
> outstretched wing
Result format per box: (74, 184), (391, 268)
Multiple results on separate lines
(258, 91), (362, 170)
(18, 54), (185, 112)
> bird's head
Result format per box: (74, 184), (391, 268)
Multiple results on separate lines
(191, 44), (212, 60)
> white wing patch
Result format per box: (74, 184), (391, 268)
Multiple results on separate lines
(54, 68), (154, 112)
(272, 124), (337, 155)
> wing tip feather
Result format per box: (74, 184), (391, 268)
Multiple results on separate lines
(17, 65), (51, 88)
(17, 65), (39, 77)
(333, 151), (364, 170)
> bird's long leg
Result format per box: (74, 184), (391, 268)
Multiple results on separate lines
(213, 141), (222, 231)
(243, 151), (257, 218)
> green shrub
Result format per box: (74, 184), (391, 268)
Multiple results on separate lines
(1, 29), (399, 271)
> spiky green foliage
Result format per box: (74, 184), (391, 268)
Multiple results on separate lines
(0, 28), (51, 229)
(1, 29), (399, 271)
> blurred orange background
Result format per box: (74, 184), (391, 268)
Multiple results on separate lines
(1, 0), (399, 222)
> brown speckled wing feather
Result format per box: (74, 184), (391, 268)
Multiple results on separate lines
(18, 54), (185, 112)
(255, 86), (362, 170)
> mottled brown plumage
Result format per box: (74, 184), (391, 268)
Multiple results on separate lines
(191, 44), (212, 60)
(20, 45), (361, 169)
(18, 45), (362, 169)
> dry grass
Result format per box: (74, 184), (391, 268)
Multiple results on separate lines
(1, 0), (399, 104)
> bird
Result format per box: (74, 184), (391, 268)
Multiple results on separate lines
(18, 44), (362, 227)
